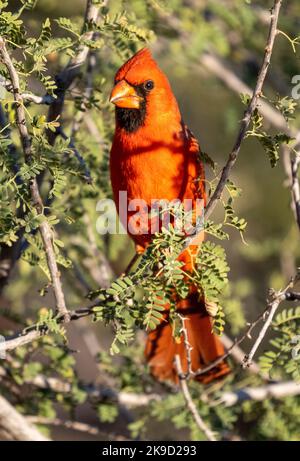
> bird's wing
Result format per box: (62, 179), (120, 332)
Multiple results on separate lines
(181, 122), (200, 153)
(182, 123), (201, 155)
(181, 121), (205, 200)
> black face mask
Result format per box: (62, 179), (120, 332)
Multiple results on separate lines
(115, 81), (153, 133)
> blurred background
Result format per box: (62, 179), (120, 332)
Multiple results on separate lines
(1, 0), (300, 441)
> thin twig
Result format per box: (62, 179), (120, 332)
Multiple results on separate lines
(58, 128), (92, 184)
(174, 355), (217, 441)
(182, 0), (282, 251)
(123, 252), (141, 275)
(0, 77), (54, 104)
(178, 314), (194, 378)
(195, 285), (299, 377)
(0, 303), (100, 353)
(199, 52), (293, 135)
(221, 334), (263, 377)
(243, 280), (295, 368)
(83, 213), (114, 287)
(205, 0), (282, 219)
(46, 0), (101, 145)
(194, 311), (266, 377)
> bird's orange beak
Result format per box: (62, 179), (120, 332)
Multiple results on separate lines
(109, 80), (142, 109)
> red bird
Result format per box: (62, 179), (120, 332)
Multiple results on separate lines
(109, 48), (229, 382)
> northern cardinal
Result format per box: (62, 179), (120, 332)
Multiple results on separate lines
(109, 48), (229, 382)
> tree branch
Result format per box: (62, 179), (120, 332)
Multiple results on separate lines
(0, 0), (101, 293)
(0, 304), (98, 353)
(178, 314), (194, 379)
(199, 52), (294, 135)
(219, 381), (300, 407)
(158, 1), (300, 243)
(0, 37), (70, 322)
(46, 0), (101, 145)
(2, 360), (299, 415)
(243, 279), (296, 368)
(0, 77), (54, 104)
(58, 128), (92, 184)
(221, 334), (263, 377)
(0, 395), (49, 441)
(174, 355), (217, 441)
(195, 284), (299, 377)
(204, 0), (282, 220)
(25, 416), (128, 440)
(177, 0), (283, 252)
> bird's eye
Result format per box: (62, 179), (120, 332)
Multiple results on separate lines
(144, 80), (154, 91)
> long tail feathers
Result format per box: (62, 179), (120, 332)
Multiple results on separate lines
(145, 298), (230, 384)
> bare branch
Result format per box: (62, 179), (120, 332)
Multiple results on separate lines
(0, 363), (161, 409)
(178, 314), (194, 378)
(221, 334), (263, 377)
(194, 314), (265, 378)
(20, 93), (54, 105)
(46, 0), (101, 145)
(0, 395), (49, 441)
(219, 381), (300, 407)
(176, 0), (283, 252)
(0, 304), (98, 353)
(243, 279), (296, 368)
(26, 416), (128, 440)
(199, 53), (294, 135)
(175, 355), (217, 441)
(0, 77), (54, 105)
(58, 128), (92, 184)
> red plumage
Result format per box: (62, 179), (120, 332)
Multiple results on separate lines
(110, 48), (229, 382)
